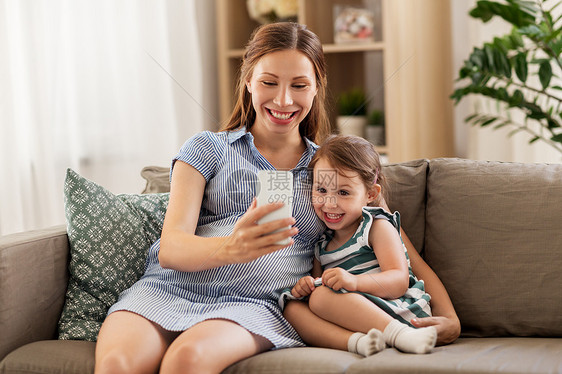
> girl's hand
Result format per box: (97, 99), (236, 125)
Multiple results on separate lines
(291, 276), (316, 298)
(321, 268), (357, 292)
(411, 315), (461, 346)
(224, 199), (298, 264)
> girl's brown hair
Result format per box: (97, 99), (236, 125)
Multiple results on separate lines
(310, 134), (388, 206)
(220, 22), (330, 144)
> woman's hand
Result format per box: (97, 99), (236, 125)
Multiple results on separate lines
(291, 276), (316, 298)
(321, 268), (357, 292)
(411, 315), (461, 346)
(223, 199), (298, 264)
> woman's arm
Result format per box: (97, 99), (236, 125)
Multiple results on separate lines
(311, 258), (323, 279)
(401, 229), (461, 345)
(159, 161), (298, 272)
(379, 197), (460, 345)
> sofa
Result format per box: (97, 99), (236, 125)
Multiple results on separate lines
(1, 158), (561, 374)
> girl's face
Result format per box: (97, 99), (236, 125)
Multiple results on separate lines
(312, 158), (378, 238)
(247, 49), (317, 137)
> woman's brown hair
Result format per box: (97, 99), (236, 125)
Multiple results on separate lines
(309, 134), (388, 205)
(220, 22), (330, 144)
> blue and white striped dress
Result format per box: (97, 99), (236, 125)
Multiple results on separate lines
(108, 128), (325, 348)
(315, 207), (432, 327)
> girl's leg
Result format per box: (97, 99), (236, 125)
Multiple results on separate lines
(95, 311), (179, 374)
(284, 300), (351, 350)
(309, 285), (394, 332)
(309, 286), (437, 354)
(284, 300), (385, 356)
(160, 319), (273, 374)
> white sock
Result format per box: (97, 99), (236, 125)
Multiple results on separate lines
(347, 329), (385, 356)
(383, 319), (437, 354)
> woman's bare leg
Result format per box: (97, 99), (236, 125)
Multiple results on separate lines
(160, 319), (273, 374)
(95, 311), (179, 374)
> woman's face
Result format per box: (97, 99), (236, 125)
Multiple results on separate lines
(247, 49), (317, 137)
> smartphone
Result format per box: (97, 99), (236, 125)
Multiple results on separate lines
(256, 170), (294, 245)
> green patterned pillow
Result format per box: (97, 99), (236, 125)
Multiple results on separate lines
(58, 169), (169, 341)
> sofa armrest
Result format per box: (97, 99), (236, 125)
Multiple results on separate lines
(0, 225), (69, 361)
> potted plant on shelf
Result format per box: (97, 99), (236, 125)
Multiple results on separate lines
(451, 0), (562, 155)
(336, 87), (368, 138)
(366, 109), (385, 145)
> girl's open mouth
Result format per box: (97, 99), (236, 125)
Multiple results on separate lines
(324, 212), (344, 223)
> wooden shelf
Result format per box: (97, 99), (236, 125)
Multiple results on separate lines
(226, 42), (384, 58)
(216, 0), (455, 162)
(322, 42), (384, 53)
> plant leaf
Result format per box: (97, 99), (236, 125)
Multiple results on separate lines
(484, 44), (496, 71)
(465, 113), (480, 122)
(497, 48), (511, 77)
(547, 119), (560, 129)
(509, 89), (525, 107)
(513, 52), (528, 82)
(471, 1), (535, 27)
(480, 117), (498, 127)
(509, 29), (525, 48)
(550, 133), (562, 143)
(539, 61), (553, 90)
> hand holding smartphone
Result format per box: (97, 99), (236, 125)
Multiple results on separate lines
(256, 170), (294, 245)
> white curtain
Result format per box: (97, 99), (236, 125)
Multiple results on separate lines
(451, 0), (561, 164)
(0, 0), (217, 236)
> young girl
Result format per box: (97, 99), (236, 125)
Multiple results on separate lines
(282, 134), (437, 356)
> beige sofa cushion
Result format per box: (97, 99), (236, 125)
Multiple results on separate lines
(345, 337), (562, 374)
(141, 165), (170, 193)
(0, 226), (69, 361)
(0, 341), (359, 374)
(424, 158), (562, 337)
(383, 159), (428, 253)
(0, 340), (95, 374)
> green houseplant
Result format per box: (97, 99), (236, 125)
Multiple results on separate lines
(336, 87), (368, 137)
(451, 0), (562, 155)
(366, 109), (385, 145)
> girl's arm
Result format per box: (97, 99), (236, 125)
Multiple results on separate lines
(159, 161), (298, 272)
(358, 219), (409, 298)
(322, 219), (409, 299)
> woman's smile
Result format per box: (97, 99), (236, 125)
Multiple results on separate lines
(266, 108), (299, 124)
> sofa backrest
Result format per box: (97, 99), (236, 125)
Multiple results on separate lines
(141, 157), (562, 338)
(383, 159), (428, 254)
(424, 158), (562, 338)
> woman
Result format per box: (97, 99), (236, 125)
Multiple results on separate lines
(95, 22), (329, 374)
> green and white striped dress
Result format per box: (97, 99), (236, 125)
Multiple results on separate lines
(315, 206), (432, 327)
